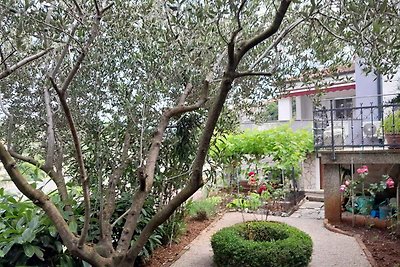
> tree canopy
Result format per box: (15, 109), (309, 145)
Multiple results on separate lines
(0, 1), (399, 266)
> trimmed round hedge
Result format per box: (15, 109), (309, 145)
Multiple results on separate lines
(211, 221), (312, 267)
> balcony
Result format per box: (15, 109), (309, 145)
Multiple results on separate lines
(313, 97), (400, 154)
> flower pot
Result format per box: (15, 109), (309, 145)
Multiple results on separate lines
(379, 205), (391, 219)
(385, 134), (400, 149)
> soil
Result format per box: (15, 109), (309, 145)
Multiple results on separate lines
(143, 215), (222, 267)
(335, 222), (400, 267)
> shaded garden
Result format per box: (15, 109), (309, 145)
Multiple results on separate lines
(0, 1), (399, 267)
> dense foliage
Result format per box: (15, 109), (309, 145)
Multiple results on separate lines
(212, 125), (313, 174)
(0, 189), (80, 266)
(211, 221), (312, 267)
(383, 110), (400, 134)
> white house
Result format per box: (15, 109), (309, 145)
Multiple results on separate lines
(241, 60), (400, 195)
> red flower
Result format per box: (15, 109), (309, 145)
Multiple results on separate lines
(248, 177), (257, 186)
(248, 171), (255, 177)
(386, 177), (395, 189)
(257, 184), (267, 194)
(356, 165), (368, 174)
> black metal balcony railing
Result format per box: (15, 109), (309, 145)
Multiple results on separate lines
(313, 99), (400, 155)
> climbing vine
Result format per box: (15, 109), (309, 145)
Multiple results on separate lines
(211, 124), (314, 176)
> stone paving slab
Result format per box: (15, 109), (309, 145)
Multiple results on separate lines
(300, 201), (324, 209)
(172, 208), (370, 267)
(291, 200), (324, 219)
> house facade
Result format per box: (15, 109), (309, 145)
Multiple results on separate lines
(240, 60), (400, 223)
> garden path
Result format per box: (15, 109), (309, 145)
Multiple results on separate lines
(171, 201), (371, 267)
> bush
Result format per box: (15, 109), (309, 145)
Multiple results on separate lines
(211, 221), (312, 267)
(0, 188), (81, 266)
(186, 196), (222, 221)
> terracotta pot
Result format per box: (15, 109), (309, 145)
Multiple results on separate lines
(385, 134), (400, 149)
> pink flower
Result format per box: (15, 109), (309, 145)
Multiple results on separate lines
(344, 180), (350, 186)
(339, 185), (347, 192)
(386, 177), (395, 189)
(357, 165), (368, 174)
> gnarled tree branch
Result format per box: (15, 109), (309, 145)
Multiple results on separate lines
(123, 2), (293, 263)
(0, 143), (110, 266)
(0, 48), (53, 79)
(236, 0), (291, 62)
(99, 130), (131, 257)
(250, 17), (304, 70)
(115, 79), (209, 255)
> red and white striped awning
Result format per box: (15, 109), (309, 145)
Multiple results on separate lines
(282, 83), (355, 98)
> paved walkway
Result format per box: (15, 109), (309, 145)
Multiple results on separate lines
(172, 201), (370, 267)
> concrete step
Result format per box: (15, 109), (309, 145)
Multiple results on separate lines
(305, 190), (324, 202)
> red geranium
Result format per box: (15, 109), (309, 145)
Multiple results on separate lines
(356, 165), (368, 174)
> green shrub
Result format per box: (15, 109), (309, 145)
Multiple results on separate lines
(383, 110), (400, 134)
(211, 221), (312, 267)
(186, 196), (222, 220)
(0, 188), (81, 266)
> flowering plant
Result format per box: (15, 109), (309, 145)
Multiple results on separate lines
(356, 165), (368, 175)
(340, 165), (393, 196)
(248, 171), (257, 186)
(340, 165), (368, 195)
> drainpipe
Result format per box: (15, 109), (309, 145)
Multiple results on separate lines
(377, 72), (383, 120)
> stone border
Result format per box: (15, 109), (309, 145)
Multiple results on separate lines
(323, 219), (378, 267)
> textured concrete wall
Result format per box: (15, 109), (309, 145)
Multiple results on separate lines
(320, 151), (400, 165)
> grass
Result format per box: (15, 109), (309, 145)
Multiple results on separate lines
(186, 196), (222, 221)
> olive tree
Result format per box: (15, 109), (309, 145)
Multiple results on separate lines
(0, 0), (399, 266)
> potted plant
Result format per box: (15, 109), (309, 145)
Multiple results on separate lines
(383, 109), (400, 148)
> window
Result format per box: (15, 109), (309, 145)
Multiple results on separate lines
(335, 98), (353, 119)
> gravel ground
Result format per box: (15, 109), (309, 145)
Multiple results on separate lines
(171, 210), (371, 267)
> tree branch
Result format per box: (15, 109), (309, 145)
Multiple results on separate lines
(177, 83), (193, 105)
(43, 87), (55, 170)
(116, 79), (209, 254)
(72, 0), (83, 17)
(127, 71), (235, 261)
(0, 93), (14, 147)
(234, 71), (273, 78)
(59, 14), (100, 94)
(111, 208), (131, 229)
(0, 47), (8, 70)
(94, 0), (101, 17)
(9, 147), (71, 213)
(228, 0), (247, 66)
(313, 17), (348, 42)
(50, 22), (79, 79)
(50, 77), (90, 248)
(216, 14), (228, 44)
(236, 0), (291, 62)
(101, 3), (114, 14)
(99, 130), (131, 256)
(250, 17), (304, 70)
(0, 48), (53, 80)
(0, 143), (110, 265)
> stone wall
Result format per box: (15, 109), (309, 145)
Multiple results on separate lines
(298, 153), (319, 191)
